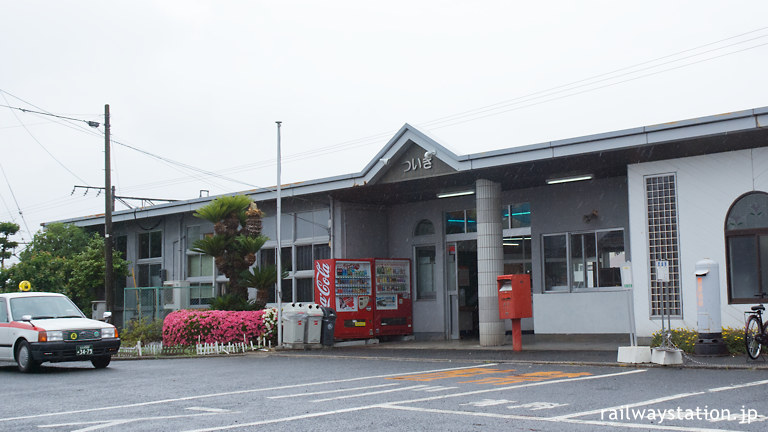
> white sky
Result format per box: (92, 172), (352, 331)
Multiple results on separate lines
(2, 1), (768, 250)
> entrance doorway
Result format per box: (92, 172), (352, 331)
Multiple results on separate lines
(446, 240), (478, 340)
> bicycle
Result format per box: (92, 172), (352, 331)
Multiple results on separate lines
(745, 304), (767, 359)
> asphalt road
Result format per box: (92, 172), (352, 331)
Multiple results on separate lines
(1, 354), (767, 431)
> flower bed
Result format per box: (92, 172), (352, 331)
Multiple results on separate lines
(163, 308), (277, 346)
(650, 326), (746, 354)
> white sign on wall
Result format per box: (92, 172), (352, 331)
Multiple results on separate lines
(655, 260), (670, 282)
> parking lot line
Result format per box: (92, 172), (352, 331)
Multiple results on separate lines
(267, 383), (399, 399)
(382, 405), (737, 432)
(182, 368), (647, 432)
(313, 384), (430, 402)
(0, 363), (498, 424)
(551, 391), (707, 420)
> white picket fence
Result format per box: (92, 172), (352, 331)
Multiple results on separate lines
(116, 337), (271, 358)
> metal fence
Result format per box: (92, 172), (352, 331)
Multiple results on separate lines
(123, 285), (214, 324)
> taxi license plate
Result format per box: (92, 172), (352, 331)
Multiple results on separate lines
(76, 345), (93, 356)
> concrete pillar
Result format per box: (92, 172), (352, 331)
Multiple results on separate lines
(475, 179), (505, 346)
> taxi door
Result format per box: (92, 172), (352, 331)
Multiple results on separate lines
(0, 298), (12, 360)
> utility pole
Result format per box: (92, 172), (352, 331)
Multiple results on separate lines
(104, 104), (114, 315)
(275, 121), (283, 348)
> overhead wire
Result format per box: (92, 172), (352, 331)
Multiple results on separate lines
(3, 26), (768, 209)
(416, 26), (768, 128)
(424, 40), (768, 131)
(0, 162), (31, 243)
(1, 92), (90, 185)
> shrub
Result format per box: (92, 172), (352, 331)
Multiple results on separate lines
(651, 326), (747, 355)
(120, 317), (164, 346)
(163, 308), (277, 346)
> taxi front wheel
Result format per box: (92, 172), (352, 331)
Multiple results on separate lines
(16, 340), (40, 373)
(91, 356), (111, 369)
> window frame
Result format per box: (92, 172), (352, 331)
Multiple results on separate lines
(542, 228), (626, 293)
(414, 245), (437, 300)
(725, 191), (768, 303)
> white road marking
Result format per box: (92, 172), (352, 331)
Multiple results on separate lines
(708, 378), (768, 393)
(422, 386), (458, 392)
(551, 378), (768, 421)
(1, 363), (497, 423)
(313, 385), (430, 402)
(382, 405), (738, 432)
(186, 407), (232, 413)
(384, 369), (648, 406)
(185, 406), (380, 432)
(267, 383), (399, 399)
(552, 391), (707, 420)
(38, 411), (228, 432)
(183, 368), (647, 431)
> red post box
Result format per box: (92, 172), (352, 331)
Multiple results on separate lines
(497, 274), (532, 351)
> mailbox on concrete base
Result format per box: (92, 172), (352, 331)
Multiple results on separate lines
(694, 259), (728, 356)
(497, 274), (532, 351)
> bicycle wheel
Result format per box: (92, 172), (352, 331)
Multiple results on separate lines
(745, 315), (763, 360)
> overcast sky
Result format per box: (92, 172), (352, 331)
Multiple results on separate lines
(2, 1), (768, 251)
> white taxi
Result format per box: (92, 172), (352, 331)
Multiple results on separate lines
(0, 292), (120, 372)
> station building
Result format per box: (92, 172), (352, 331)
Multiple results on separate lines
(55, 106), (768, 345)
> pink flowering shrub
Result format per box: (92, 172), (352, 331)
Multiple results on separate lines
(163, 308), (277, 346)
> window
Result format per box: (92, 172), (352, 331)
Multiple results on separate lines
(415, 246), (436, 300)
(186, 227), (214, 278)
(137, 263), (162, 287)
(313, 244), (330, 261)
(295, 209), (330, 239)
(139, 231), (162, 259)
(296, 278), (314, 302)
(543, 234), (568, 291)
(504, 236), (532, 275)
(189, 283), (215, 306)
(645, 174), (681, 316)
(726, 192), (768, 303)
(0, 298), (7, 323)
(445, 210), (477, 234)
(414, 219), (435, 236)
(543, 229), (625, 292)
(503, 203), (531, 229)
(188, 254), (214, 277)
(296, 245), (313, 271)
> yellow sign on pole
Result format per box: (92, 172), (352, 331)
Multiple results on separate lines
(19, 280), (31, 292)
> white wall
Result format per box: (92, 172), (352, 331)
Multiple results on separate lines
(533, 291), (633, 334)
(628, 148), (768, 337)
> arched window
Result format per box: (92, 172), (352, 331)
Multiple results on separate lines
(414, 219), (435, 236)
(725, 192), (768, 303)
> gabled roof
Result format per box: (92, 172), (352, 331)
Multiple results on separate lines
(51, 106), (768, 227)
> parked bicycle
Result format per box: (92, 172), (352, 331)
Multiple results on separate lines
(745, 304), (767, 359)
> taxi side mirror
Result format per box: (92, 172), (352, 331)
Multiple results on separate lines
(102, 311), (112, 323)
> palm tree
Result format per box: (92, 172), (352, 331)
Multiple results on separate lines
(191, 196), (267, 299)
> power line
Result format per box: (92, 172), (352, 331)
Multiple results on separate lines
(0, 161), (31, 243)
(3, 26), (767, 204)
(1, 93), (91, 185)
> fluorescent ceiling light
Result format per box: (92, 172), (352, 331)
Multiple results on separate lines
(436, 190), (475, 199)
(545, 174), (594, 185)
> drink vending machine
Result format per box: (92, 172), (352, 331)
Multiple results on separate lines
(314, 259), (375, 339)
(373, 258), (412, 336)
(314, 258), (413, 340)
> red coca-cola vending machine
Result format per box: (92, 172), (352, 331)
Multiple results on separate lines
(314, 259), (374, 340)
(373, 258), (413, 336)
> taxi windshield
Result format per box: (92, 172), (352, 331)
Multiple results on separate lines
(10, 296), (85, 321)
